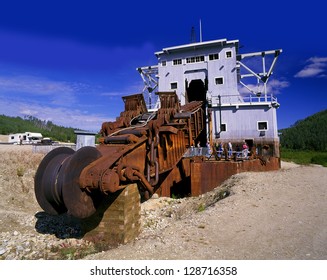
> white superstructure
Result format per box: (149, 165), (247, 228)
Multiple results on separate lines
(138, 37), (282, 156)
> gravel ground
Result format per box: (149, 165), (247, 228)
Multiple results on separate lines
(84, 161), (327, 260)
(0, 144), (327, 260)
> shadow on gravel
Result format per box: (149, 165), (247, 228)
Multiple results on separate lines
(34, 193), (118, 240)
(34, 212), (83, 239)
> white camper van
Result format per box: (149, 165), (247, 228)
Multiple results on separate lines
(8, 132), (43, 144)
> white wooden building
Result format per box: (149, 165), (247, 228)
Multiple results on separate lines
(138, 38), (282, 156)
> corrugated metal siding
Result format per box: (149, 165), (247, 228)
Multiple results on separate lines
(157, 44), (239, 105)
(212, 105), (278, 141)
(155, 40), (279, 147)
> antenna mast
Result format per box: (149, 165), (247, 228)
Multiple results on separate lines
(199, 19), (202, 42)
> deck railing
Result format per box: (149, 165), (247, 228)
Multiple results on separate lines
(211, 94), (278, 105)
(183, 147), (250, 160)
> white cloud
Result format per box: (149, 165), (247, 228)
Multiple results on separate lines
(294, 56), (327, 78)
(0, 75), (79, 105)
(0, 73), (128, 131)
(100, 81), (145, 98)
(0, 75), (73, 94)
(238, 78), (289, 95)
(0, 97), (113, 132)
(266, 79), (290, 94)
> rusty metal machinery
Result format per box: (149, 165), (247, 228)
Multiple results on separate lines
(35, 92), (206, 219)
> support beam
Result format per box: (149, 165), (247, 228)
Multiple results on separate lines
(237, 49), (282, 96)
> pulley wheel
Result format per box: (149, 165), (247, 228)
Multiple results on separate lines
(35, 147), (75, 215)
(61, 146), (102, 219)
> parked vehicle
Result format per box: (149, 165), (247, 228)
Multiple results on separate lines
(8, 132), (43, 144)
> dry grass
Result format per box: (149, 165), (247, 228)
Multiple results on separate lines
(0, 145), (45, 213)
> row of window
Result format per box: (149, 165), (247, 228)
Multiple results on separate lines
(220, 121), (268, 132)
(186, 55), (205, 64)
(170, 77), (224, 90)
(167, 50), (233, 66)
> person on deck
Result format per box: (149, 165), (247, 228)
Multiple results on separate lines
(242, 142), (249, 159)
(228, 142), (233, 159)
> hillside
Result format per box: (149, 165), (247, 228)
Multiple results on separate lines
(0, 115), (79, 143)
(280, 109), (327, 151)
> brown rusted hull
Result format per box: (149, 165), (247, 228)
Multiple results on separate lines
(190, 157), (280, 196)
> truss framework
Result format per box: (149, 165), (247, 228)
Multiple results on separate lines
(236, 49), (282, 97)
(137, 66), (159, 110)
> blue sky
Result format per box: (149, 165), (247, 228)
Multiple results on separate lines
(0, 0), (326, 131)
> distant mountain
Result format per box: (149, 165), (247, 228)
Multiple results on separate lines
(0, 115), (78, 143)
(279, 109), (327, 151)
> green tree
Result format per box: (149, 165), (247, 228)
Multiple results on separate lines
(280, 109), (327, 151)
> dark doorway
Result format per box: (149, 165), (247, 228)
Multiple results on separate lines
(245, 139), (254, 150)
(186, 79), (206, 103)
(186, 79), (207, 146)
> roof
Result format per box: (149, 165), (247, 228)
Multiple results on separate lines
(74, 130), (97, 135)
(155, 38), (239, 56)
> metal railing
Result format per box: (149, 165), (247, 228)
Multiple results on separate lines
(211, 94), (278, 105)
(183, 147), (211, 158)
(183, 147), (251, 160)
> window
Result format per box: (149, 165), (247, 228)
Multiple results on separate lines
(226, 51), (232, 58)
(173, 59), (182, 65)
(196, 55), (204, 62)
(258, 121), (268, 131)
(161, 61), (166, 66)
(215, 77), (224, 85)
(186, 57), (194, 64)
(209, 53), (219, 60)
(186, 55), (204, 64)
(220, 123), (227, 131)
(170, 82), (178, 89)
